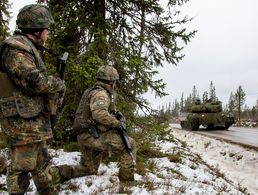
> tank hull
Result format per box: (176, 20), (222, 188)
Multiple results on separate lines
(180, 112), (235, 131)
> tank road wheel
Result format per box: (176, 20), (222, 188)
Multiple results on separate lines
(207, 124), (214, 130)
(191, 118), (199, 131)
(181, 121), (188, 129)
(224, 122), (230, 130)
(180, 121), (184, 129)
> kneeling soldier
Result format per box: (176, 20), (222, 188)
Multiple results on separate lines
(55, 65), (136, 182)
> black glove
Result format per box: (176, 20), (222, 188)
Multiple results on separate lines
(119, 119), (126, 131)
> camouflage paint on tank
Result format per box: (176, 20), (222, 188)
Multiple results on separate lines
(181, 100), (235, 131)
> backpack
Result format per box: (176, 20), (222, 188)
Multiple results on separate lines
(0, 42), (16, 99)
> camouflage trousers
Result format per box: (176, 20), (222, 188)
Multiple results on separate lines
(78, 130), (136, 175)
(7, 141), (56, 195)
(56, 130), (136, 182)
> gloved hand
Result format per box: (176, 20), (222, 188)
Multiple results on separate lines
(115, 111), (124, 120)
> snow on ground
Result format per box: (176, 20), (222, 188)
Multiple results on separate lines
(170, 125), (258, 195)
(0, 126), (256, 194)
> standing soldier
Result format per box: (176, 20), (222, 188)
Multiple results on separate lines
(0, 4), (65, 195)
(55, 65), (136, 182)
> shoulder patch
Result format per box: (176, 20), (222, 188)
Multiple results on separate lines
(4, 36), (32, 53)
(98, 96), (106, 101)
(96, 95), (107, 106)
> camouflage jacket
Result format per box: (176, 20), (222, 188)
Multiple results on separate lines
(0, 34), (64, 145)
(73, 82), (120, 132)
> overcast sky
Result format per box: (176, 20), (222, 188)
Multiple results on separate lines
(147, 0), (258, 109)
(9, 0), (258, 108)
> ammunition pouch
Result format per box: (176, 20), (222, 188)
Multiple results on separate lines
(0, 96), (17, 118)
(0, 89), (43, 119)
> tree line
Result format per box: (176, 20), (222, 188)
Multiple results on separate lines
(160, 81), (258, 122)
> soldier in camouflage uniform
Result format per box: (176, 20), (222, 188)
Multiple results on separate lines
(55, 65), (136, 182)
(0, 4), (65, 195)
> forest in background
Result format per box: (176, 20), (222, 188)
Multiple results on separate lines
(159, 81), (258, 125)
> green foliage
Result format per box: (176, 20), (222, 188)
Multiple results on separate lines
(37, 0), (195, 140)
(129, 114), (172, 175)
(0, 0), (11, 41)
(130, 115), (170, 143)
(63, 141), (80, 152)
(135, 142), (164, 175)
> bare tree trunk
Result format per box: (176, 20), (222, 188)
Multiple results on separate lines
(237, 91), (241, 121)
(93, 0), (107, 60)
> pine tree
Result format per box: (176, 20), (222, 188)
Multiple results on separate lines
(228, 92), (236, 113)
(0, 0), (11, 41)
(37, 0), (196, 130)
(209, 81), (216, 101)
(180, 93), (185, 113)
(191, 85), (199, 101)
(172, 99), (180, 117)
(185, 94), (192, 112)
(235, 85), (246, 121)
(202, 91), (208, 103)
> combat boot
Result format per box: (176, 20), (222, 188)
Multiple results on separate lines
(118, 167), (135, 182)
(55, 165), (73, 182)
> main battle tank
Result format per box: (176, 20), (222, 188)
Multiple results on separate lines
(180, 100), (235, 130)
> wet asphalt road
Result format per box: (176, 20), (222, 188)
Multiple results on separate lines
(171, 124), (258, 148)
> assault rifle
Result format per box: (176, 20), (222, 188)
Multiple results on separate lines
(33, 42), (69, 131)
(57, 52), (69, 79)
(50, 51), (69, 130)
(112, 111), (136, 166)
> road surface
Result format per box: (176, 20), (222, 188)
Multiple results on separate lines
(171, 123), (258, 148)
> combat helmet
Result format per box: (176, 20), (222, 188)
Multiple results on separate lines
(96, 65), (119, 82)
(16, 4), (54, 29)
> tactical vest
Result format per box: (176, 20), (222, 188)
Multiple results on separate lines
(0, 35), (44, 118)
(72, 86), (103, 130)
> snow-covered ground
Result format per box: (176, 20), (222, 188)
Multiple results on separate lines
(0, 126), (257, 194)
(170, 126), (258, 195)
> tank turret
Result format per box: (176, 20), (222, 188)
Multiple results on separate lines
(180, 100), (235, 130)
